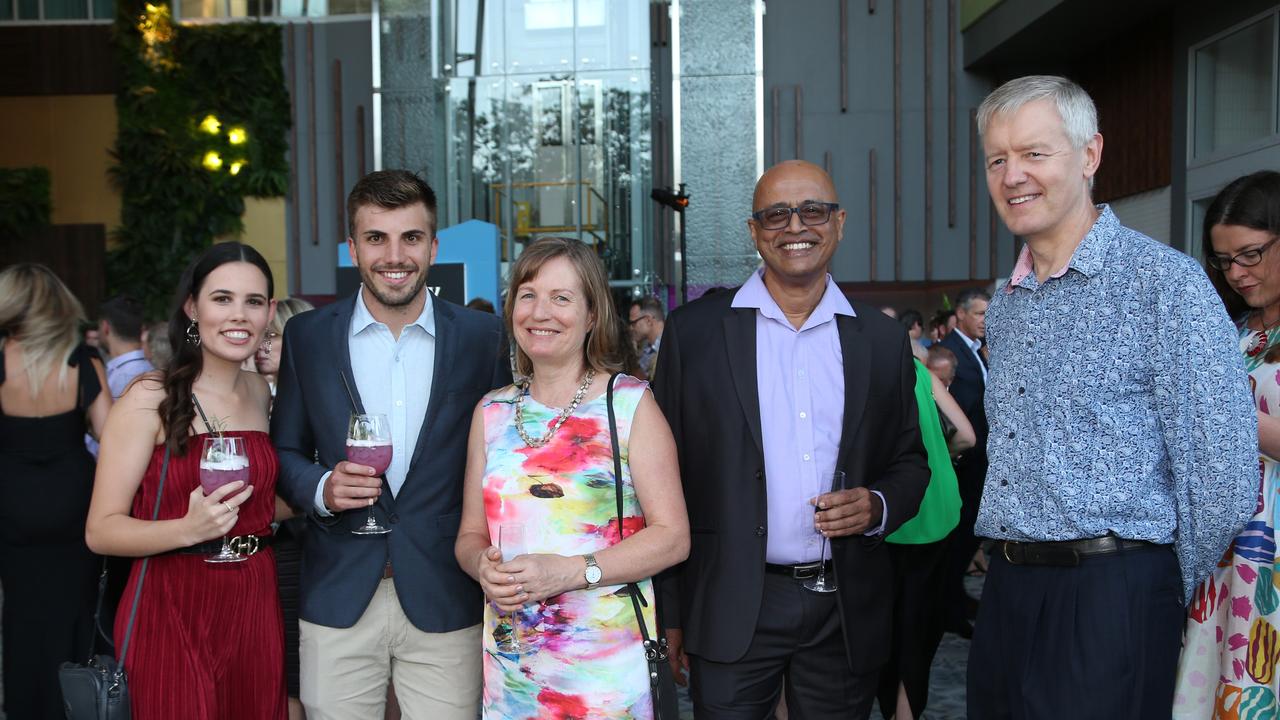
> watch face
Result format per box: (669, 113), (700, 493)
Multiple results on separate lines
(586, 565), (603, 584)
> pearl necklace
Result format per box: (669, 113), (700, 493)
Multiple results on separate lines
(514, 369), (596, 448)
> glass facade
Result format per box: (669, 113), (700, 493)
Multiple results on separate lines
(381, 0), (653, 286)
(1193, 13), (1278, 158)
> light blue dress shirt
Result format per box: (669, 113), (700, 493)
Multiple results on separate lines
(313, 289), (436, 514)
(732, 269), (884, 565)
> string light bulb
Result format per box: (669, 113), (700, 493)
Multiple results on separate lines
(202, 151), (223, 171)
(199, 115), (221, 134)
(227, 127), (247, 145)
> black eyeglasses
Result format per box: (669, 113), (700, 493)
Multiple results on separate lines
(1208, 236), (1280, 272)
(628, 315), (649, 326)
(750, 202), (840, 230)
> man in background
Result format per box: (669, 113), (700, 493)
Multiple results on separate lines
(628, 296), (666, 379)
(938, 288), (990, 638)
(98, 294), (154, 399)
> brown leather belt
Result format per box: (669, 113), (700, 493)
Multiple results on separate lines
(382, 560), (394, 579)
(998, 537), (1159, 567)
(765, 560), (832, 580)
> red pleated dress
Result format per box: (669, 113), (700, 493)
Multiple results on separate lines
(114, 431), (286, 720)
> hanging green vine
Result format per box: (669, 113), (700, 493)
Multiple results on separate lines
(109, 0), (291, 318)
(0, 167), (52, 240)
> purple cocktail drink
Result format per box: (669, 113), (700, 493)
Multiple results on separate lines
(346, 440), (392, 475)
(200, 456), (251, 495)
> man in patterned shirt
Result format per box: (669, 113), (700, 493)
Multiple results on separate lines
(966, 75), (1257, 719)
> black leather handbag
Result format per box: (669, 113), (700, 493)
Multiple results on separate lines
(59, 446), (170, 720)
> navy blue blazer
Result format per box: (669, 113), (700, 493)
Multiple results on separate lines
(271, 293), (512, 633)
(939, 329), (988, 466)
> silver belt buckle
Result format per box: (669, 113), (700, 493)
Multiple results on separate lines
(228, 535), (261, 556)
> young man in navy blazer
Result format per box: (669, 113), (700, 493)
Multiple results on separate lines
(271, 170), (511, 719)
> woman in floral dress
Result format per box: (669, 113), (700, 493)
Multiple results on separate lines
(455, 237), (689, 719)
(1175, 170), (1280, 718)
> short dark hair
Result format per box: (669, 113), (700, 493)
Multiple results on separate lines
(899, 309), (923, 331)
(99, 294), (146, 342)
(955, 288), (991, 311)
(632, 296), (665, 322)
(466, 297), (496, 314)
(929, 308), (955, 332)
(346, 170), (438, 238)
(1203, 170), (1280, 321)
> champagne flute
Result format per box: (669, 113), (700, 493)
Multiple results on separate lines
(347, 413), (393, 535)
(200, 436), (250, 564)
(495, 522), (528, 654)
(804, 470), (846, 592)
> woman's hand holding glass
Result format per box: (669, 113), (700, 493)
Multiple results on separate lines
(182, 477), (252, 546)
(492, 553), (583, 605)
(476, 545), (530, 613)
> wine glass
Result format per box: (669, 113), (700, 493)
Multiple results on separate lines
(804, 470), (846, 592)
(200, 436), (250, 564)
(495, 522), (528, 654)
(347, 413), (393, 535)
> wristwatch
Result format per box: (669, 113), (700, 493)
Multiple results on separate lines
(583, 553), (602, 589)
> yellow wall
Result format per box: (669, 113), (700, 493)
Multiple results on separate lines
(225, 196), (289, 299)
(1, 94), (289, 295)
(0, 95), (121, 231)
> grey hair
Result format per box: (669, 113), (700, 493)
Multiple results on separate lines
(977, 75), (1098, 149)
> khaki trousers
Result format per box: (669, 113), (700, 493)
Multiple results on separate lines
(299, 578), (482, 720)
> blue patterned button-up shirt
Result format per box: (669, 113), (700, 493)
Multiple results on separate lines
(977, 205), (1257, 601)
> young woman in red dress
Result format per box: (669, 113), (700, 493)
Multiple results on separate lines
(87, 242), (287, 719)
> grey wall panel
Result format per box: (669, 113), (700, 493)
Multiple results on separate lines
(762, 0), (1002, 283)
(680, 73), (758, 285)
(286, 18), (375, 296)
(679, 0), (755, 77)
(677, 0), (761, 288)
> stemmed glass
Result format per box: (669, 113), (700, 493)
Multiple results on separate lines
(804, 470), (846, 593)
(347, 413), (393, 535)
(200, 436), (251, 564)
(495, 522), (528, 654)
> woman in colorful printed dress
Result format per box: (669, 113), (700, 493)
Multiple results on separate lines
(1175, 170), (1280, 718)
(455, 237), (689, 720)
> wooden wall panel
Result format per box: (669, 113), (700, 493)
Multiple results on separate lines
(1076, 18), (1173, 202)
(0, 26), (116, 96)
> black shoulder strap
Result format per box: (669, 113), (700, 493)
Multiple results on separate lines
(606, 373), (668, 694)
(102, 445), (170, 670)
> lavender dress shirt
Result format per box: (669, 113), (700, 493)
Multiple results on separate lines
(732, 269), (885, 565)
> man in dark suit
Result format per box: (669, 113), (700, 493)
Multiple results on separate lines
(938, 287), (990, 637)
(652, 160), (929, 719)
(272, 170), (511, 719)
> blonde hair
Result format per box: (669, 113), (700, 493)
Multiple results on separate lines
(268, 296), (314, 337)
(0, 264), (86, 398)
(502, 237), (624, 379)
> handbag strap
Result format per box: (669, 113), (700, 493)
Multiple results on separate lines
(605, 373), (668, 695)
(115, 444), (171, 670)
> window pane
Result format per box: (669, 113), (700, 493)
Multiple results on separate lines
(44, 0), (87, 17)
(1194, 17), (1276, 157)
(18, 0), (38, 19)
(91, 0), (111, 19)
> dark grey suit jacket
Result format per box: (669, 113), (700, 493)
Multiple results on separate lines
(652, 289), (928, 673)
(271, 293), (511, 632)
